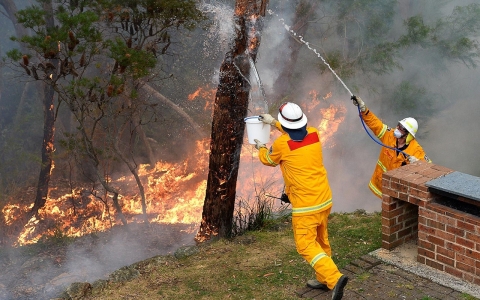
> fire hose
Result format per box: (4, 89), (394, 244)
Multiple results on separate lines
(351, 95), (411, 158)
(268, 11), (410, 158)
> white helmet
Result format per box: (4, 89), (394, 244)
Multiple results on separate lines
(277, 102), (307, 129)
(399, 117), (418, 137)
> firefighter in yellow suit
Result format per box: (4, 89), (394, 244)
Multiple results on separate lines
(255, 102), (348, 300)
(352, 96), (432, 198)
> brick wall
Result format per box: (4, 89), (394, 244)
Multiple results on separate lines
(381, 161), (480, 285)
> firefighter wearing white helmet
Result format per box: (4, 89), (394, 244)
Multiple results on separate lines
(399, 117), (418, 137)
(254, 102), (349, 299)
(352, 96), (432, 199)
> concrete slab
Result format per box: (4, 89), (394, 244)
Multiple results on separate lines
(370, 241), (480, 299)
(426, 171), (480, 202)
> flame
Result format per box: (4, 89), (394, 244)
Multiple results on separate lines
(304, 90), (346, 148)
(8, 139), (210, 246)
(188, 86), (216, 111)
(3, 88), (347, 247)
(317, 104), (346, 147)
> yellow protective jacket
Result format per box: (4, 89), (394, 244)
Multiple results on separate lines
(258, 122), (332, 215)
(361, 108), (431, 198)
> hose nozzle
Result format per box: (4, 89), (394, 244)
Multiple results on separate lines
(351, 95), (359, 106)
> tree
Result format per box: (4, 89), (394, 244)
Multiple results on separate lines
(196, 0), (269, 242)
(7, 0), (206, 221)
(30, 0), (58, 217)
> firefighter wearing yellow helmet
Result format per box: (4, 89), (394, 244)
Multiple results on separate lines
(254, 102), (348, 299)
(353, 97), (432, 199)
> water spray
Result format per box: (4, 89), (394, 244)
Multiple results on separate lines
(247, 54), (268, 110)
(233, 53), (269, 114)
(267, 9), (410, 157)
(267, 9), (354, 97)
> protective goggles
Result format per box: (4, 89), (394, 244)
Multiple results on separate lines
(397, 123), (407, 133)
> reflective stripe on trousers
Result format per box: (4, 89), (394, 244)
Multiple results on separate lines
(292, 208), (343, 290)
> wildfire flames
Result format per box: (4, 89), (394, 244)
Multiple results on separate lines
(188, 86), (216, 111)
(1, 88), (346, 247)
(3, 139), (210, 246)
(307, 90), (346, 148)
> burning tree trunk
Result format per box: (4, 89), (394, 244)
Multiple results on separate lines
(31, 77), (56, 216)
(196, 0), (268, 242)
(31, 0), (57, 216)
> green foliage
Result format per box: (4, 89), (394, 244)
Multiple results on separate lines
(5, 49), (22, 61)
(315, 1), (480, 80)
(0, 0), (208, 200)
(396, 4), (480, 67)
(461, 293), (478, 300)
(362, 42), (401, 75)
(14, 5), (46, 29)
(398, 16), (432, 46)
(37, 224), (75, 246)
(232, 195), (274, 236)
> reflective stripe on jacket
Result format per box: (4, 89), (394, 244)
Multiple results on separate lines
(258, 121), (332, 215)
(362, 109), (432, 198)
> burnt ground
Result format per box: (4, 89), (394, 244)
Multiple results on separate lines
(0, 222), (197, 300)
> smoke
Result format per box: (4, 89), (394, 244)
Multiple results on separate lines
(421, 64), (480, 176)
(0, 224), (196, 300)
(240, 0), (480, 213)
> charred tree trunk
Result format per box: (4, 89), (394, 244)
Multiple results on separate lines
(31, 0), (57, 216)
(272, 0), (318, 101)
(30, 79), (56, 215)
(196, 0), (268, 242)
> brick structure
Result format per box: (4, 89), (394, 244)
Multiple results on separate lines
(381, 160), (480, 285)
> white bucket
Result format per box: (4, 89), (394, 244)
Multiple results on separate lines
(244, 116), (271, 145)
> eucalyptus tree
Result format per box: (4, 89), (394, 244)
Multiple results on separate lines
(196, 0), (269, 242)
(6, 0), (206, 221)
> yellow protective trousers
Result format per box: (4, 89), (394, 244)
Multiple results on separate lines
(292, 208), (342, 290)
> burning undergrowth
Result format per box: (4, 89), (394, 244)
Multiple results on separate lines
(1, 138), (210, 247)
(0, 88), (346, 248)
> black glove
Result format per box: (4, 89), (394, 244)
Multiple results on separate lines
(351, 95), (366, 112)
(280, 193), (290, 204)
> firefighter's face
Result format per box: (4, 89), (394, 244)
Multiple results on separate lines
(397, 123), (408, 135)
